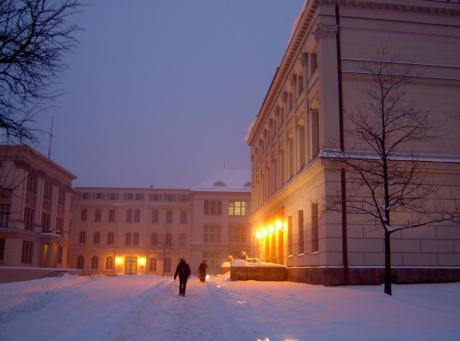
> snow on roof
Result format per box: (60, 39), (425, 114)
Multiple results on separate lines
(192, 168), (251, 192)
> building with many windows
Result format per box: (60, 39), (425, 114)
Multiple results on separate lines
(0, 145), (75, 282)
(246, 0), (460, 284)
(70, 169), (251, 275)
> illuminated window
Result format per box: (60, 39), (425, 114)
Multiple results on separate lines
(204, 200), (222, 216)
(228, 201), (247, 216)
(203, 224), (221, 243)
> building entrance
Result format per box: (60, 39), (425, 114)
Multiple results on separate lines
(125, 256), (137, 274)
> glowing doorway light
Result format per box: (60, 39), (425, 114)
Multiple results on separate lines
(115, 256), (123, 265)
(262, 229), (268, 236)
(275, 220), (283, 230)
(138, 257), (146, 266)
(256, 231), (262, 239)
(269, 225), (275, 234)
(206, 274), (210, 281)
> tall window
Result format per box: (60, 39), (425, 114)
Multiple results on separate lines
(180, 211), (187, 224)
(134, 209), (141, 223)
(298, 210), (304, 254)
(27, 170), (38, 193)
(105, 256), (113, 270)
(41, 213), (50, 233)
(298, 124), (305, 167)
(126, 209), (133, 223)
(109, 209), (116, 223)
(133, 232), (139, 246)
(149, 258), (157, 272)
(91, 256), (99, 270)
(287, 216), (293, 256)
(311, 110), (319, 159)
(228, 223), (247, 243)
(0, 204), (10, 228)
(311, 203), (319, 252)
(21, 241), (33, 263)
(179, 233), (186, 248)
(150, 233), (158, 247)
(166, 211), (173, 224)
(77, 255), (84, 269)
(107, 232), (114, 245)
(203, 224), (221, 243)
(125, 232), (131, 246)
(79, 231), (86, 243)
(152, 210), (159, 223)
(165, 233), (172, 247)
(164, 257), (171, 273)
(57, 245), (63, 265)
(204, 200), (222, 216)
(93, 232), (100, 244)
(228, 201), (247, 216)
(24, 207), (34, 231)
(310, 53), (318, 73)
(0, 238), (5, 261)
(80, 209), (87, 222)
(94, 209), (101, 222)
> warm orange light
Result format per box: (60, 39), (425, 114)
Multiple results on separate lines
(262, 229), (268, 236)
(256, 231), (262, 239)
(115, 256), (123, 265)
(138, 257), (146, 266)
(275, 220), (283, 230)
(269, 225), (275, 234)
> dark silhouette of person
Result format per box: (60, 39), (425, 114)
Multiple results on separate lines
(198, 260), (208, 283)
(174, 258), (191, 296)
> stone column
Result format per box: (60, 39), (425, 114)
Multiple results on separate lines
(35, 176), (45, 231)
(50, 184), (59, 233)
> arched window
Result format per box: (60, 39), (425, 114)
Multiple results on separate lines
(77, 255), (84, 269)
(151, 233), (158, 247)
(179, 233), (186, 248)
(91, 256), (99, 270)
(79, 231), (86, 243)
(105, 256), (113, 270)
(133, 232), (139, 246)
(93, 232), (100, 244)
(152, 210), (159, 223)
(164, 257), (171, 273)
(165, 233), (172, 247)
(107, 232), (114, 245)
(149, 258), (157, 272)
(125, 232), (131, 245)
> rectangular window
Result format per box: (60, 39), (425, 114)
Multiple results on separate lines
(124, 193), (134, 201)
(180, 211), (187, 224)
(21, 241), (33, 263)
(298, 75), (304, 95)
(126, 209), (133, 223)
(81, 192), (89, 200)
(109, 193), (119, 201)
(203, 223), (221, 243)
(57, 245), (63, 265)
(311, 110), (319, 159)
(166, 211), (173, 224)
(204, 200), (222, 216)
(135, 193), (145, 201)
(149, 193), (162, 201)
(56, 217), (64, 235)
(228, 201), (247, 216)
(80, 209), (87, 222)
(41, 213), (51, 233)
(311, 203), (319, 252)
(0, 238), (5, 261)
(0, 204), (10, 228)
(228, 223), (247, 243)
(134, 209), (141, 223)
(287, 216), (293, 256)
(95, 209), (101, 222)
(109, 209), (116, 222)
(298, 210), (304, 254)
(24, 207), (35, 231)
(95, 192), (104, 200)
(152, 210), (159, 223)
(310, 53), (318, 73)
(149, 258), (157, 272)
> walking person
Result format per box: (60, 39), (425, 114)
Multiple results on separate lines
(174, 258), (191, 297)
(198, 259), (208, 283)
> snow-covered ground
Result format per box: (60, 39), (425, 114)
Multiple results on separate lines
(1, 275), (459, 341)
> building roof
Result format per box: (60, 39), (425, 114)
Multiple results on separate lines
(192, 168), (251, 193)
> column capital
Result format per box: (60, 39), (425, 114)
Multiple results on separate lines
(314, 24), (338, 41)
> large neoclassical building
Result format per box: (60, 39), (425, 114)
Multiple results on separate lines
(70, 169), (251, 276)
(246, 0), (460, 284)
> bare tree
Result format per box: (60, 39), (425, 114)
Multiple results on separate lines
(330, 48), (459, 295)
(0, 0), (82, 144)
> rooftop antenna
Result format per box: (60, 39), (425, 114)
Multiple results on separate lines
(47, 115), (54, 159)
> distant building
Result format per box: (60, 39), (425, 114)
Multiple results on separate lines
(246, 0), (460, 284)
(70, 169), (251, 275)
(0, 145), (75, 282)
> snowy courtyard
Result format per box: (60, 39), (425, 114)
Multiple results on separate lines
(1, 275), (460, 341)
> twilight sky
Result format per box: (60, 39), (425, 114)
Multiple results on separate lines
(34, 0), (304, 188)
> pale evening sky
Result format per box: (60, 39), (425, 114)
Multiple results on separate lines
(34, 0), (304, 188)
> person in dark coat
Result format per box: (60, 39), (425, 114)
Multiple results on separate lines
(198, 260), (208, 283)
(174, 258), (191, 296)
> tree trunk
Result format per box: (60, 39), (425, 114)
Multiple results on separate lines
(384, 231), (392, 295)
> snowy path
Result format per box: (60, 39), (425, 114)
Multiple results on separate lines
(1, 274), (460, 340)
